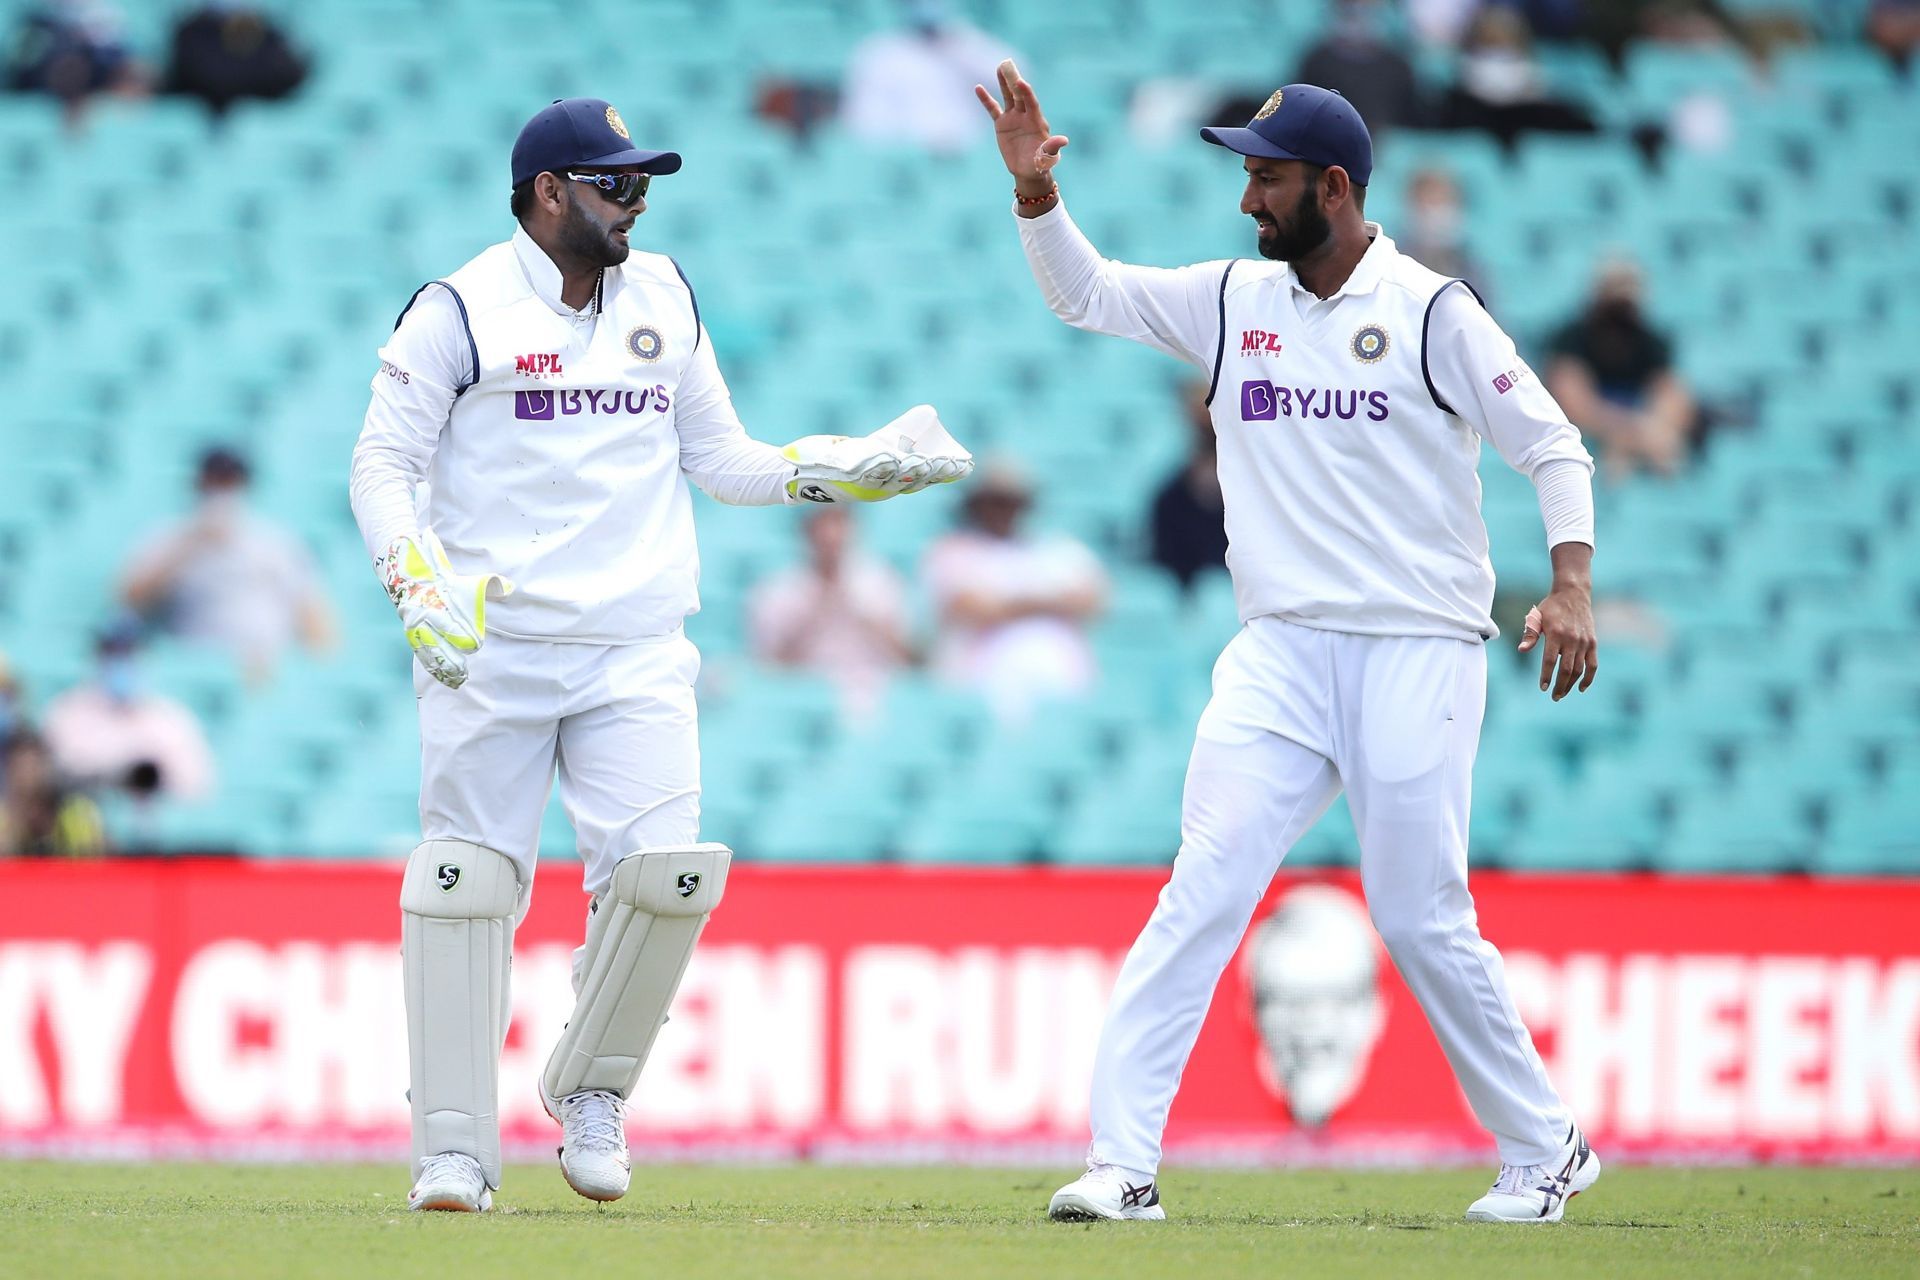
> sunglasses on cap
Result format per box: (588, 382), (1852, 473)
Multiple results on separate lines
(567, 170), (650, 205)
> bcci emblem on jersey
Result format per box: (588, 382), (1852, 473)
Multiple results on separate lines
(1350, 324), (1390, 363)
(626, 325), (664, 362)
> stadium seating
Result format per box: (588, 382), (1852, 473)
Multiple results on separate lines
(0, 0), (1914, 875)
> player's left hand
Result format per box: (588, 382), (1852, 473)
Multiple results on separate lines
(783, 405), (972, 504)
(1517, 590), (1597, 701)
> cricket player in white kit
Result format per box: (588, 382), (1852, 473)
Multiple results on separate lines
(978, 66), (1602, 1224)
(350, 98), (970, 1212)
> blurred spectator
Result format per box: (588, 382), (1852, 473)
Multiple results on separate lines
(1149, 379), (1228, 591)
(121, 446), (336, 681)
(0, 731), (106, 857)
(3, 0), (145, 114)
(923, 461), (1106, 725)
(842, 0), (1016, 152)
(160, 5), (308, 117)
(0, 652), (22, 749)
(753, 75), (839, 146)
(1583, 0), (1741, 62)
(1868, 0), (1920, 68)
(1545, 258), (1697, 481)
(1397, 167), (1493, 305)
(1406, 0), (1485, 49)
(44, 622), (215, 803)
(1292, 0), (1424, 135)
(749, 507), (913, 722)
(1438, 7), (1597, 147)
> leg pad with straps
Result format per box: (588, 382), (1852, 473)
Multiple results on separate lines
(542, 844), (730, 1107)
(402, 840), (521, 1189)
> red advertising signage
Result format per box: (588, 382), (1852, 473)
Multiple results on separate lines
(1, 860), (1916, 1163)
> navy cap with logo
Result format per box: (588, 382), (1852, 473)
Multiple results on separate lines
(1199, 83), (1373, 188)
(510, 97), (683, 187)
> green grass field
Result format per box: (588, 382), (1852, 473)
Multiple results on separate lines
(2, 1162), (1916, 1280)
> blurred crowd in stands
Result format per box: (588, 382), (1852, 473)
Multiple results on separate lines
(2, 0), (1915, 857)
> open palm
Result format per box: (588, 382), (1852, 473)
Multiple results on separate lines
(974, 59), (1069, 183)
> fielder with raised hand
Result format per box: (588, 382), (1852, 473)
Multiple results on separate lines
(978, 64), (1601, 1224)
(350, 97), (970, 1213)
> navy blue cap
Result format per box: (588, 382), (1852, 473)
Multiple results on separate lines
(511, 98), (682, 187)
(1200, 84), (1373, 187)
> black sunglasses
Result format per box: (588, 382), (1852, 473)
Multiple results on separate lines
(567, 171), (650, 206)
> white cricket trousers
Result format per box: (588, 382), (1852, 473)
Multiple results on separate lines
(1090, 616), (1570, 1173)
(415, 629), (702, 898)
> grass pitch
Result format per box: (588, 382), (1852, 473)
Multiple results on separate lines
(1, 1162), (1915, 1280)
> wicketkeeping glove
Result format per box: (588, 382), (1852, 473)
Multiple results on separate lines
(783, 404), (973, 504)
(376, 530), (514, 690)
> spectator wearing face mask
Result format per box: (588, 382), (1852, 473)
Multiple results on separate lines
(1545, 257), (1698, 480)
(42, 621), (215, 802)
(1439, 7), (1597, 148)
(1397, 167), (1494, 311)
(120, 446), (336, 682)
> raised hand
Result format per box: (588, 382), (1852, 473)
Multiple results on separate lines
(974, 59), (1068, 189)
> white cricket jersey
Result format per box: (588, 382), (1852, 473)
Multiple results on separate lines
(1018, 204), (1594, 642)
(351, 228), (796, 643)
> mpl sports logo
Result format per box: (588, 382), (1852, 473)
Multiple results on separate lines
(515, 385), (672, 421)
(515, 352), (565, 379)
(1240, 328), (1285, 358)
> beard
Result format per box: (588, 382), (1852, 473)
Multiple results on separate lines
(557, 197), (631, 268)
(1257, 184), (1332, 262)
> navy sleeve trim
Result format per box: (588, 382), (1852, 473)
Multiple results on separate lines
(1204, 260), (1237, 407)
(668, 256), (702, 353)
(393, 280), (480, 394)
(1420, 277), (1487, 417)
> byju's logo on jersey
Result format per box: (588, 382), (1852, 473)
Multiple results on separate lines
(1240, 380), (1390, 423)
(515, 352), (565, 378)
(1239, 328), (1285, 357)
(1491, 366), (1531, 395)
(514, 386), (673, 421)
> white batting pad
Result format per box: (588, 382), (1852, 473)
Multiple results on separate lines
(401, 839), (521, 1189)
(541, 844), (731, 1107)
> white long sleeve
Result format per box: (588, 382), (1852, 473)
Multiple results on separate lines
(1425, 284), (1596, 550)
(1015, 201), (1231, 367)
(674, 326), (796, 507)
(349, 285), (468, 559)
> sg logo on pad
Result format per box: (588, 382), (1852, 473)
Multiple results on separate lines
(436, 863), (462, 892)
(675, 872), (702, 898)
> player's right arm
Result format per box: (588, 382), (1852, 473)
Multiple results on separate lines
(977, 59), (1228, 367)
(350, 287), (511, 689)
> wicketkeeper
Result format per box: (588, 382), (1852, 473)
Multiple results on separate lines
(349, 97), (971, 1211)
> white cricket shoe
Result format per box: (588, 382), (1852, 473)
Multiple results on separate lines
(552, 1088), (632, 1202)
(409, 1151), (492, 1212)
(1465, 1124), (1601, 1223)
(1048, 1163), (1166, 1221)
